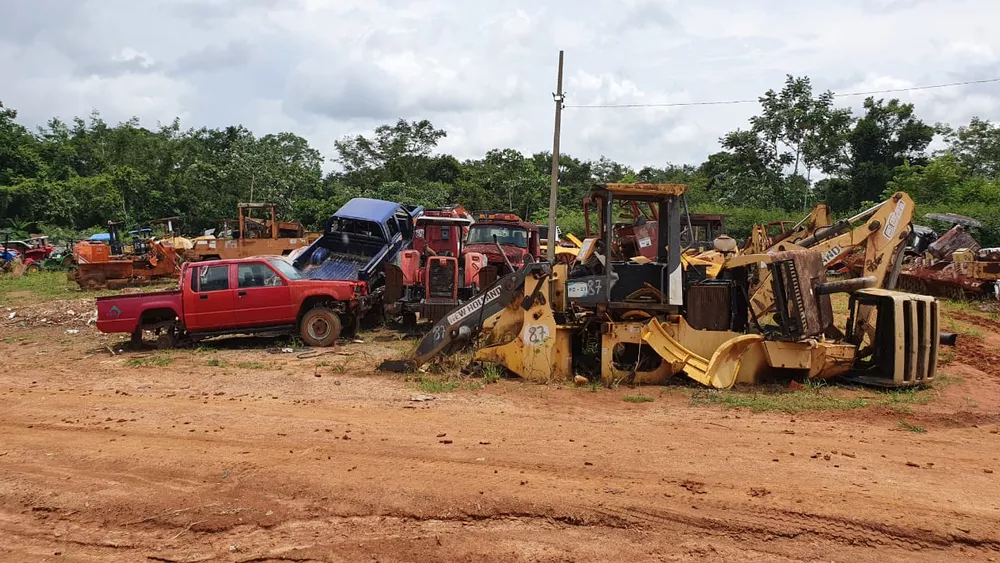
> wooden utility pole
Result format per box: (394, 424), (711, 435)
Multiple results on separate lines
(546, 50), (565, 263)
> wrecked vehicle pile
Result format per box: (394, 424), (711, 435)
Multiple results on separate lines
(897, 214), (1000, 300)
(381, 183), (948, 390)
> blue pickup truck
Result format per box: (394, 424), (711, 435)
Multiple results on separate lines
(292, 198), (423, 289)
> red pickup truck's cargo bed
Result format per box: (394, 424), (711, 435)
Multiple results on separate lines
(96, 289), (182, 335)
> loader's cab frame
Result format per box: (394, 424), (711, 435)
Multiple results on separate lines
(572, 183), (687, 312)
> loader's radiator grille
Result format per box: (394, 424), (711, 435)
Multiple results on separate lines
(686, 283), (732, 331)
(427, 261), (456, 299)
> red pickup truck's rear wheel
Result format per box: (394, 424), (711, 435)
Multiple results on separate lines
(300, 307), (342, 347)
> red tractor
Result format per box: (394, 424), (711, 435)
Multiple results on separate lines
(385, 208), (486, 325)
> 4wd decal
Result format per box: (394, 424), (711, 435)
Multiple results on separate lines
(883, 200), (906, 240)
(821, 245), (843, 265)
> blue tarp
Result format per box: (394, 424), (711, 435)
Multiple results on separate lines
(89, 233), (111, 242)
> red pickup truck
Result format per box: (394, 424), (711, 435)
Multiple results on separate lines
(96, 256), (371, 348)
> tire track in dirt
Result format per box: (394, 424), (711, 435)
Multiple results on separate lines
(586, 502), (1000, 554)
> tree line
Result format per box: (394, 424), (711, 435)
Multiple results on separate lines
(2, 75), (999, 245)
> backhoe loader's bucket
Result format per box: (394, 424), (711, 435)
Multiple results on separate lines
(642, 319), (763, 389)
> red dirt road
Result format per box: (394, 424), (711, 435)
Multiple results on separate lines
(1, 320), (1000, 562)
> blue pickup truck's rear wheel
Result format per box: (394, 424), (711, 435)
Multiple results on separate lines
(300, 307), (342, 347)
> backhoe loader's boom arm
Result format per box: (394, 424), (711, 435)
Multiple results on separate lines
(744, 192), (914, 318)
(377, 263), (550, 372)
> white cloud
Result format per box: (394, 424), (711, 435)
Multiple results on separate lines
(1, 0), (999, 171)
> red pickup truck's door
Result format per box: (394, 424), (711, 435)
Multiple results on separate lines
(184, 264), (236, 331)
(233, 261), (294, 327)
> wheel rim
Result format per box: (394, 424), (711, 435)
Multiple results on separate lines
(309, 317), (331, 340)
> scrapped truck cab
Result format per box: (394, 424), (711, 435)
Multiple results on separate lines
(463, 212), (541, 280)
(96, 257), (371, 349)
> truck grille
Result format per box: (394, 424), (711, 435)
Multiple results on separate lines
(901, 296), (938, 385)
(427, 260), (456, 299)
(851, 292), (939, 388)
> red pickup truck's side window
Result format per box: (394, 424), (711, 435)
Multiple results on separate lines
(238, 263), (282, 288)
(193, 265), (230, 292)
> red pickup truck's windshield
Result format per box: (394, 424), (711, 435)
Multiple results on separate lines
(269, 259), (304, 280)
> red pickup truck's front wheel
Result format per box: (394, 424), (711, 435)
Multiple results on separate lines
(300, 307), (342, 347)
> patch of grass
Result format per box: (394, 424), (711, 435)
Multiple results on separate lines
(0, 271), (75, 305)
(939, 349), (956, 366)
(331, 363), (348, 373)
(234, 361), (266, 370)
(829, 293), (850, 316)
(0, 271), (175, 306)
(898, 420), (927, 433)
(315, 360), (331, 368)
(481, 362), (504, 384)
(945, 313), (984, 338)
(2, 334), (35, 344)
(940, 299), (999, 321)
(622, 394), (655, 403)
(690, 384), (935, 414)
(417, 378), (460, 393)
(206, 358), (226, 367)
(427, 348), (475, 376)
(589, 381), (601, 392)
(124, 354), (174, 368)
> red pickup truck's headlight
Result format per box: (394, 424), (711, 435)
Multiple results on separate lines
(354, 284), (363, 296)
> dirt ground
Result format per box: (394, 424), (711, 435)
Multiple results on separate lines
(2, 294), (1000, 562)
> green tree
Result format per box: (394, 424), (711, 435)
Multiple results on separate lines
(0, 101), (42, 185)
(940, 117), (1000, 178)
(833, 97), (933, 210)
(333, 118), (446, 187)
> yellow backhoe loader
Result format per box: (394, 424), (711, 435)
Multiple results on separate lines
(380, 184), (948, 390)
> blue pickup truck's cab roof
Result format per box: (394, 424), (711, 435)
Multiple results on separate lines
(335, 198), (410, 223)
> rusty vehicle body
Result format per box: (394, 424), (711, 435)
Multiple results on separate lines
(73, 222), (179, 290)
(896, 215), (1000, 300)
(186, 203), (318, 262)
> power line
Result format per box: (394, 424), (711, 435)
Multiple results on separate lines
(564, 76), (1000, 109)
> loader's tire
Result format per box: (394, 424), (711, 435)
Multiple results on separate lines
(25, 262), (42, 274)
(300, 307), (342, 347)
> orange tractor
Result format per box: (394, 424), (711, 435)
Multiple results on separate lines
(72, 221), (179, 290)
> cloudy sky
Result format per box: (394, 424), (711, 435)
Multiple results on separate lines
(2, 0), (999, 170)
